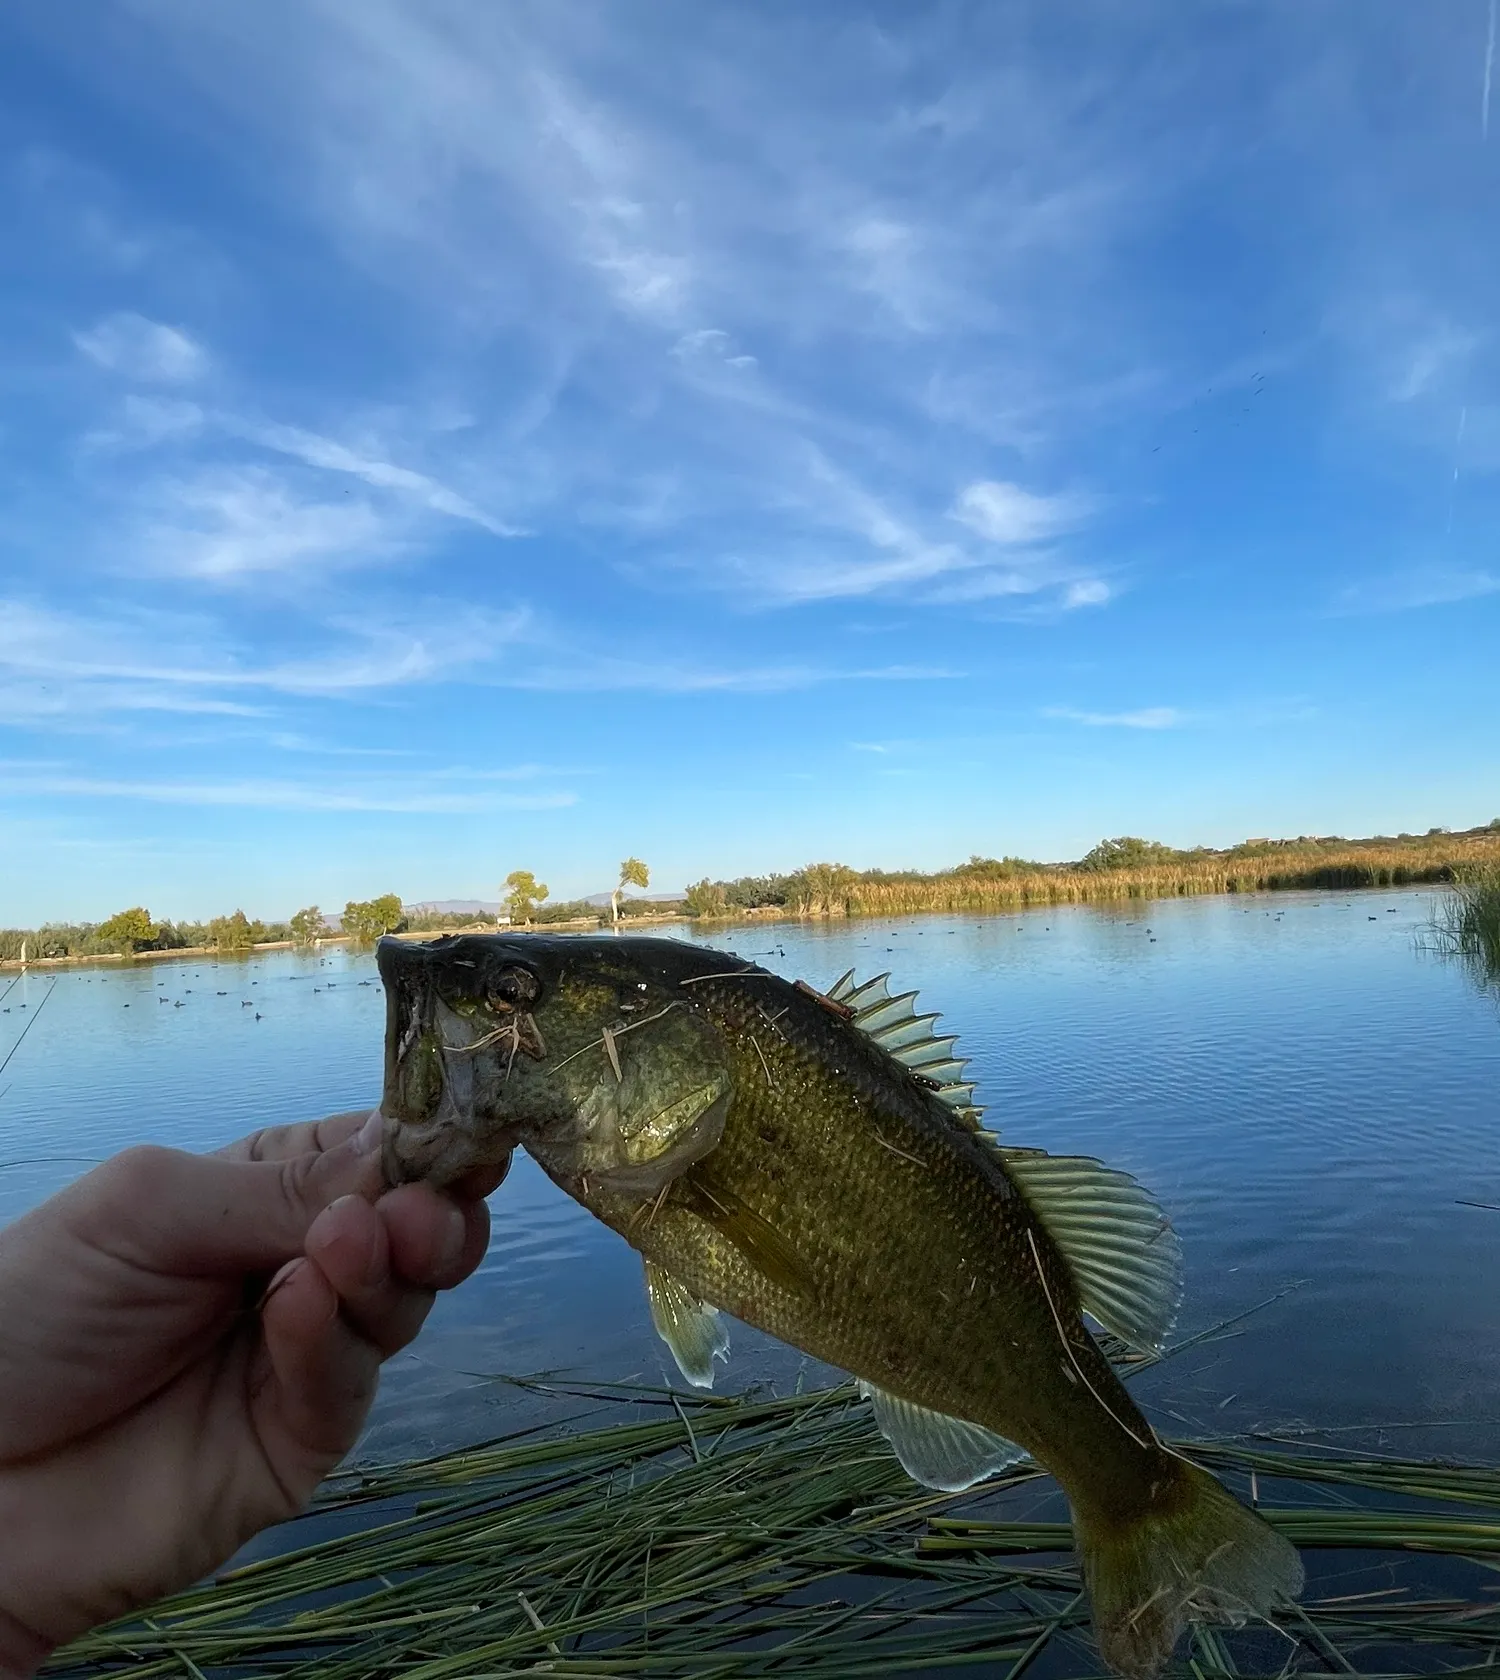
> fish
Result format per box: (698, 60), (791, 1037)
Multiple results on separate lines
(375, 932), (1302, 1678)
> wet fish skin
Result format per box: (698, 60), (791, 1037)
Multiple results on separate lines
(376, 932), (1302, 1678)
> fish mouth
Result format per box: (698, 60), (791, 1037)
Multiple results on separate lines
(376, 934), (552, 1187)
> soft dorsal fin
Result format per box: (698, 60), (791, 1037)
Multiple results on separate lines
(644, 1259), (729, 1389)
(824, 969), (981, 1121)
(999, 1148), (1183, 1355)
(858, 1381), (1026, 1490)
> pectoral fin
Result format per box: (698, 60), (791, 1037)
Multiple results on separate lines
(680, 1174), (812, 1298)
(858, 1381), (1026, 1491)
(644, 1259), (729, 1389)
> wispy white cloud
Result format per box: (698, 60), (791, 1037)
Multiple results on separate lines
(1045, 705), (1185, 729)
(82, 394), (205, 453)
(1387, 320), (1481, 404)
(0, 684), (268, 726)
(682, 451), (1097, 608)
(1063, 579), (1112, 608)
(0, 598), (951, 738)
(1335, 567), (1500, 613)
(951, 481), (1091, 545)
(0, 598), (532, 717)
(502, 658), (958, 694)
(225, 417), (521, 536)
(74, 311), (207, 381)
(0, 767), (576, 814)
(79, 372), (521, 574)
(79, 2), (1155, 615)
(139, 466), (398, 580)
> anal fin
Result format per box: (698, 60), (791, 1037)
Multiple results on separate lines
(858, 1380), (1027, 1491)
(644, 1258), (729, 1390)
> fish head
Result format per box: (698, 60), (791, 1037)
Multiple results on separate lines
(376, 933), (734, 1198)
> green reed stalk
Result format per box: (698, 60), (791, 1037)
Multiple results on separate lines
(42, 1380), (1500, 1679)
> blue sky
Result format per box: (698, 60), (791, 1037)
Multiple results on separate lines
(2, 1), (1497, 924)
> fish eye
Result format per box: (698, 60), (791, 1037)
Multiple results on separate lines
(486, 963), (542, 1014)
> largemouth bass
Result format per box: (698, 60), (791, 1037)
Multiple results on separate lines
(376, 932), (1301, 1677)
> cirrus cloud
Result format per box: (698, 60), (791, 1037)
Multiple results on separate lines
(73, 311), (207, 382)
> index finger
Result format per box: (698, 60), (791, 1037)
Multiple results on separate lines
(215, 1110), (374, 1164)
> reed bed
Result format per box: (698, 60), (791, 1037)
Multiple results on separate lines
(46, 1378), (1500, 1680)
(824, 836), (1500, 920)
(1425, 866), (1500, 992)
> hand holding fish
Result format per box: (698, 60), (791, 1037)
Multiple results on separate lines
(0, 1108), (502, 1677)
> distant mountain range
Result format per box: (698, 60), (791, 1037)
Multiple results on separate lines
(405, 900), (501, 917)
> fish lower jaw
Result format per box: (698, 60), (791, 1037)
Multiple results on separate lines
(380, 1108), (520, 1189)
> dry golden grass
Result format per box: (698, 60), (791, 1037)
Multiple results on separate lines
(793, 833), (1500, 918)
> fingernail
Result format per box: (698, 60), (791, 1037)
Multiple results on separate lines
(438, 1202), (467, 1273)
(323, 1195), (386, 1286)
(354, 1109), (385, 1155)
(257, 1256), (304, 1311)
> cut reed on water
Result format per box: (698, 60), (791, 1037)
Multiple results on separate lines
(45, 1378), (1500, 1679)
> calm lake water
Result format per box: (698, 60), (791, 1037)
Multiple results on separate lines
(3, 888), (1498, 1463)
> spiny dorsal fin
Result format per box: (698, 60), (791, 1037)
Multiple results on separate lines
(644, 1258), (729, 1389)
(999, 1148), (1183, 1355)
(858, 1380), (1027, 1490)
(824, 969), (982, 1123)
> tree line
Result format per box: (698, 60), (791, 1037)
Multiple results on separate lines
(8, 826), (1499, 963)
(0, 894), (412, 962)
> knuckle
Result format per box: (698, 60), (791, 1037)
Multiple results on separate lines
(98, 1143), (183, 1203)
(275, 1151), (321, 1219)
(76, 1145), (193, 1261)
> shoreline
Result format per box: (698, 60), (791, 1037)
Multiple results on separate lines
(0, 881), (1451, 974)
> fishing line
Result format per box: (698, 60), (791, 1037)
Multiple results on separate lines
(0, 982), (56, 1080)
(0, 1155), (106, 1170)
(1026, 1226), (1156, 1454)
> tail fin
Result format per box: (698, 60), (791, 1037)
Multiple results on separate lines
(1075, 1458), (1303, 1679)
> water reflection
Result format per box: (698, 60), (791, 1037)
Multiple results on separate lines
(2, 889), (1499, 1461)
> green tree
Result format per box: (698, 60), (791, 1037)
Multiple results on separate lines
(207, 910), (260, 951)
(343, 894), (406, 943)
(289, 905), (325, 945)
(503, 870), (548, 925)
(789, 862), (858, 915)
(683, 877), (729, 918)
(1077, 836), (1180, 872)
(97, 906), (159, 957)
(610, 856), (650, 924)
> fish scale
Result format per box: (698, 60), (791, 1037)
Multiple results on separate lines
(587, 969), (1156, 1502)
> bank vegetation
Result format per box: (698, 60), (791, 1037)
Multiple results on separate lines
(7, 822), (1499, 966)
(685, 822), (1500, 918)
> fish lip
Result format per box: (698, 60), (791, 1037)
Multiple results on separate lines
(380, 1096), (527, 1188)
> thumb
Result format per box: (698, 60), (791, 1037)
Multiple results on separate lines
(66, 1123), (389, 1278)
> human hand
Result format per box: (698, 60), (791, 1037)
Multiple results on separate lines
(0, 1109), (507, 1675)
